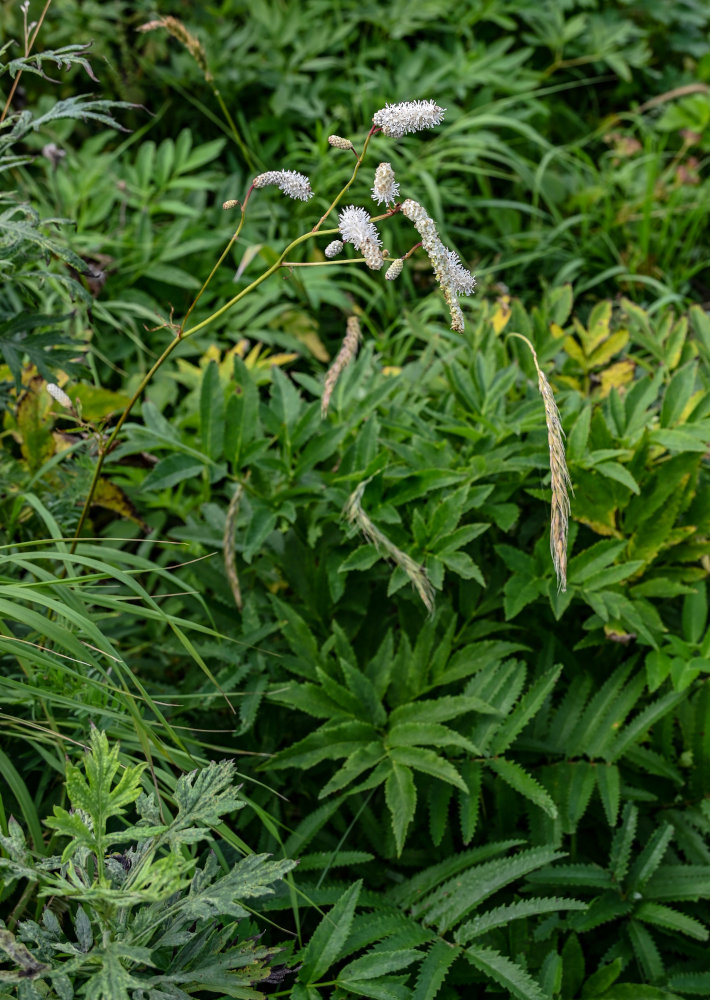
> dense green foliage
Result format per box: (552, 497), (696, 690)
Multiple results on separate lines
(1, 1), (710, 998)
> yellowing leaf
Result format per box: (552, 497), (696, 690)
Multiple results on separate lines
(92, 478), (147, 528)
(575, 516), (620, 537)
(588, 327), (630, 368)
(665, 317), (688, 369)
(585, 300), (612, 353)
(70, 385), (131, 422)
(563, 335), (588, 367)
(382, 366), (402, 376)
(279, 309), (330, 361)
(550, 322), (566, 339)
(599, 360), (635, 398)
(491, 295), (511, 334)
(261, 352), (299, 368)
(16, 379), (55, 472)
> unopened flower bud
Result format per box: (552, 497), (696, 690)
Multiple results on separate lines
(385, 258), (404, 280)
(222, 199), (240, 210)
(46, 383), (73, 411)
(325, 240), (344, 258)
(328, 135), (354, 152)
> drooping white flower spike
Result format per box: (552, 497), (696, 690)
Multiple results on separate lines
(372, 100), (445, 138)
(252, 169), (314, 201)
(401, 198), (475, 332)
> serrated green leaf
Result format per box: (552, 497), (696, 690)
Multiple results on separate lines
(389, 747), (467, 792)
(596, 764), (620, 826)
(581, 958), (623, 997)
(416, 846), (565, 931)
(488, 758), (558, 818)
(411, 940), (457, 1000)
(464, 943), (547, 1000)
(628, 919), (664, 983)
(456, 896), (586, 943)
(389, 695), (498, 727)
(340, 948), (421, 981)
(385, 763), (417, 856)
(635, 902), (708, 941)
(388, 722), (480, 754)
(200, 360), (224, 460)
(489, 665), (561, 754)
(299, 880), (361, 983)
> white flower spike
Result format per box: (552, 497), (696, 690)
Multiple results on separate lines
(372, 100), (445, 138)
(252, 169), (314, 201)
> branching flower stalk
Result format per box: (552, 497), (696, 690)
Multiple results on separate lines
(70, 100), (474, 560)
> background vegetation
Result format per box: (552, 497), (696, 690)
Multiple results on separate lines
(1, 1), (709, 998)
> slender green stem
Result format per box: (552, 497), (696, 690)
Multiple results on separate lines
(0, 0), (52, 124)
(69, 336), (182, 553)
(311, 125), (378, 233)
(211, 85), (258, 171)
(182, 226), (339, 340)
(71, 122), (376, 545)
(182, 201), (249, 328)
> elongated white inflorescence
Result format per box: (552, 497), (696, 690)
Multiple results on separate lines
(371, 162), (400, 206)
(400, 198), (475, 332)
(325, 240), (344, 258)
(252, 169), (314, 201)
(372, 99), (445, 138)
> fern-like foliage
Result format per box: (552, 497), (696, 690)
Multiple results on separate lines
(0, 730), (295, 998)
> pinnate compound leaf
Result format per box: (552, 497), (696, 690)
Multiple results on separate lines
(182, 853), (296, 920)
(46, 728), (144, 858)
(412, 940), (458, 1000)
(464, 943), (547, 1000)
(385, 762), (417, 856)
(300, 880), (362, 983)
(172, 759), (244, 832)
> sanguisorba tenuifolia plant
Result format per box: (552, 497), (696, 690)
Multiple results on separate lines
(69, 99), (569, 602)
